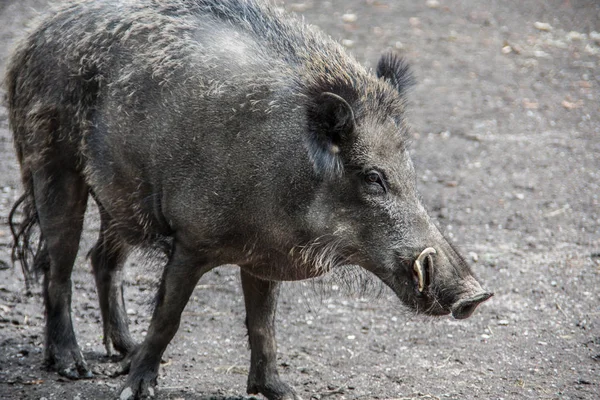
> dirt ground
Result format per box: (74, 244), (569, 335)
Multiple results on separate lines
(0, 0), (599, 399)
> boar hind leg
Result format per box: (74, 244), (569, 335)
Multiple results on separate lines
(90, 203), (135, 358)
(120, 244), (210, 400)
(242, 271), (300, 400)
(33, 168), (91, 379)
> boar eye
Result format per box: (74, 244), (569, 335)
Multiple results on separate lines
(364, 170), (387, 193)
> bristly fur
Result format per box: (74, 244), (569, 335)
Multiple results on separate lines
(376, 52), (415, 97)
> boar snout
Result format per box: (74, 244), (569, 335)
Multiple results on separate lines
(451, 291), (494, 319)
(446, 272), (493, 319)
(404, 244), (493, 319)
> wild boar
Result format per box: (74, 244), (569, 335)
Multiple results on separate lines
(6, 0), (492, 399)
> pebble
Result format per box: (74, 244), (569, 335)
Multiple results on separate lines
(481, 334), (490, 339)
(342, 13), (357, 23)
(120, 387), (133, 400)
(534, 22), (552, 31)
(584, 44), (599, 55)
(468, 252), (479, 262)
(566, 31), (585, 41)
(590, 31), (600, 45)
(426, 0), (440, 8)
(341, 39), (354, 47)
(347, 335), (356, 340)
(409, 17), (420, 27)
(289, 3), (309, 12)
(498, 320), (509, 326)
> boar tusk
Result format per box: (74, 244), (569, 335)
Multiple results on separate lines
(414, 247), (436, 292)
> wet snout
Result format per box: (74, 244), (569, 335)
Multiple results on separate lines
(446, 273), (493, 319)
(451, 291), (494, 319)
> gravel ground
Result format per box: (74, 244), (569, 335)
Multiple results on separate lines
(0, 1), (599, 399)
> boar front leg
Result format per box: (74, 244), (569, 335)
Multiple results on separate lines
(241, 270), (301, 400)
(119, 244), (211, 399)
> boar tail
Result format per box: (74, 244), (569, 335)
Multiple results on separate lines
(8, 170), (47, 292)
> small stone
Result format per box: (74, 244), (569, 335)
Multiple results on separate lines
(347, 335), (356, 340)
(394, 41), (404, 49)
(551, 281), (557, 287)
(409, 17), (420, 27)
(289, 3), (309, 12)
(584, 44), (599, 55)
(426, 0), (440, 8)
(468, 252), (479, 263)
(498, 320), (509, 326)
(562, 99), (582, 109)
(120, 387), (133, 400)
(342, 13), (358, 23)
(341, 39), (354, 47)
(126, 308), (137, 315)
(481, 334), (490, 339)
(515, 193), (525, 200)
(566, 31), (585, 41)
(534, 22), (552, 31)
(522, 99), (539, 109)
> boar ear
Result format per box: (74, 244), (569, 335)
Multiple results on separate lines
(376, 52), (415, 96)
(306, 92), (355, 179)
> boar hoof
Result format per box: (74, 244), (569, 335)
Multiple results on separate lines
(111, 354), (133, 377)
(119, 376), (157, 400)
(46, 348), (93, 380)
(247, 379), (301, 400)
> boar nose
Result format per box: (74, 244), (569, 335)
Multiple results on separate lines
(451, 291), (493, 319)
